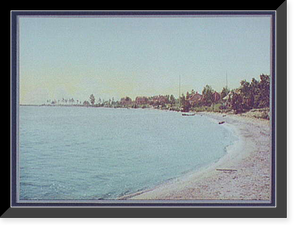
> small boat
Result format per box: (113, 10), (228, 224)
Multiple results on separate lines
(218, 121), (225, 124)
(182, 112), (195, 116)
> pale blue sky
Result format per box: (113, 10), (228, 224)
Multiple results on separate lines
(19, 16), (271, 104)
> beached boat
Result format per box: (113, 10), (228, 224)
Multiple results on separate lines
(182, 112), (195, 116)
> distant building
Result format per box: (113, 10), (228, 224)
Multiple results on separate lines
(223, 90), (240, 108)
(120, 97), (132, 106)
(135, 96), (148, 105)
(151, 95), (167, 105)
(188, 92), (203, 106)
(212, 92), (221, 102)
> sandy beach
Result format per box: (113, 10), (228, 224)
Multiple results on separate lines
(119, 112), (272, 202)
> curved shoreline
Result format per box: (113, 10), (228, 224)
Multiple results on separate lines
(119, 112), (271, 201)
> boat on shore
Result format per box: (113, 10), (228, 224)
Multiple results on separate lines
(182, 112), (195, 116)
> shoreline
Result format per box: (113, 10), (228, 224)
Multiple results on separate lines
(119, 112), (271, 201)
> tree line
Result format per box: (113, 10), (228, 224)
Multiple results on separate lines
(45, 74), (270, 114)
(179, 74), (270, 113)
(228, 74), (270, 113)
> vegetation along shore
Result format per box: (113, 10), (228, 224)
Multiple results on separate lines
(38, 74), (271, 120)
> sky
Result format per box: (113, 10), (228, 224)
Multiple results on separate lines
(18, 15), (272, 104)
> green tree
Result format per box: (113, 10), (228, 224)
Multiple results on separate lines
(180, 93), (186, 107)
(186, 91), (190, 100)
(202, 85), (214, 106)
(90, 94), (95, 105)
(231, 92), (243, 113)
(244, 75), (270, 109)
(170, 95), (176, 107)
(240, 80), (253, 110)
(250, 78), (260, 108)
(166, 95), (170, 104)
(83, 100), (90, 106)
(220, 86), (230, 100)
(240, 80), (251, 96)
(258, 74), (270, 108)
(180, 94), (191, 112)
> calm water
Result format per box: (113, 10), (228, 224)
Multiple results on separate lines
(19, 106), (236, 200)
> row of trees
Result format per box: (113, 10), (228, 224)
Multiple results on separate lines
(229, 74), (270, 113)
(46, 94), (117, 107)
(45, 74), (270, 114)
(179, 74), (270, 113)
(46, 98), (81, 105)
(179, 86), (229, 112)
(87, 94), (118, 107)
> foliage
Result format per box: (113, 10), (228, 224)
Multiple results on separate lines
(170, 95), (176, 107)
(220, 87), (230, 99)
(90, 94), (95, 105)
(44, 74), (270, 116)
(257, 74), (270, 108)
(201, 85), (214, 106)
(230, 74), (270, 113)
(231, 91), (243, 113)
(83, 100), (90, 106)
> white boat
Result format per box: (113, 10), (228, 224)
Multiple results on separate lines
(182, 112), (195, 116)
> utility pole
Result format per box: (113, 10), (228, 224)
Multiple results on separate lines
(179, 75), (181, 108)
(226, 72), (228, 89)
(179, 75), (181, 98)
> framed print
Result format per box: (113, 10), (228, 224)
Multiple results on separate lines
(7, 7), (288, 217)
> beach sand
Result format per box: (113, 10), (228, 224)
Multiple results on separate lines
(119, 112), (272, 202)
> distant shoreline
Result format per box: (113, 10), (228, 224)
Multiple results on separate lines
(20, 104), (87, 107)
(19, 104), (270, 120)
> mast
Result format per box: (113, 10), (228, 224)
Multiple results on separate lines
(226, 72), (228, 89)
(179, 75), (181, 108)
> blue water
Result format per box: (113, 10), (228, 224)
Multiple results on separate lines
(19, 106), (236, 200)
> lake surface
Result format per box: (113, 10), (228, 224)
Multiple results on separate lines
(19, 106), (236, 200)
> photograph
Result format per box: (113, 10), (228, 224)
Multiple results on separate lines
(6, 9), (287, 218)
